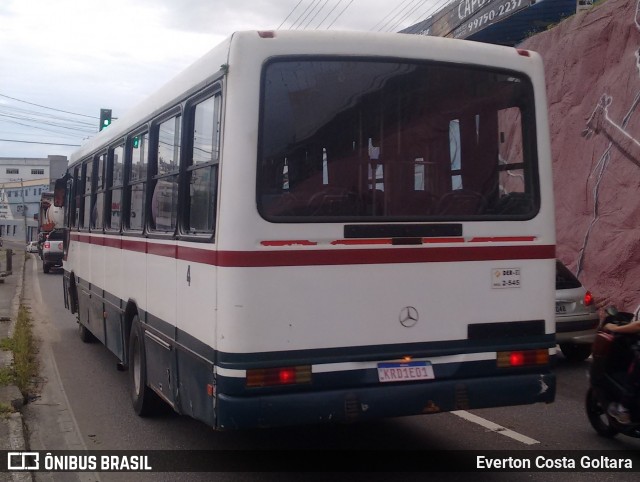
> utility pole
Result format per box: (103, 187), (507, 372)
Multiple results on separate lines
(20, 178), (27, 243)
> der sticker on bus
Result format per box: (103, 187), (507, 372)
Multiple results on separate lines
(491, 268), (521, 289)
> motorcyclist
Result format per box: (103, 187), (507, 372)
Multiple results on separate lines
(604, 318), (640, 424)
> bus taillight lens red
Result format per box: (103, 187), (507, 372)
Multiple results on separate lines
(246, 366), (312, 387)
(497, 349), (548, 368)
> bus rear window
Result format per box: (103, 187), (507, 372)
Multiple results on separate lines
(258, 58), (539, 222)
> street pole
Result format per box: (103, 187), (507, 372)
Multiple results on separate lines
(20, 178), (28, 243)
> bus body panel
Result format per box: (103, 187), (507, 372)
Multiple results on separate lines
(215, 257), (555, 355)
(216, 372), (554, 430)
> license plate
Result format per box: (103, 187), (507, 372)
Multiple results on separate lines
(556, 302), (567, 314)
(377, 361), (434, 383)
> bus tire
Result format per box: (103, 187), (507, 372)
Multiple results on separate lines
(78, 322), (95, 343)
(68, 277), (79, 314)
(129, 317), (159, 416)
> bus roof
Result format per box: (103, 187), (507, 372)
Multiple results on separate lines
(69, 30), (537, 165)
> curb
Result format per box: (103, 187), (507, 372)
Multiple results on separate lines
(1, 250), (25, 409)
(0, 248), (31, 482)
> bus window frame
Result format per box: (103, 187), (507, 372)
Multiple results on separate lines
(178, 83), (223, 243)
(256, 56), (541, 224)
(80, 157), (95, 232)
(124, 127), (150, 235)
(105, 140), (126, 233)
(148, 106), (182, 238)
(91, 151), (107, 233)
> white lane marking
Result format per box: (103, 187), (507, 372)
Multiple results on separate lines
(452, 410), (540, 445)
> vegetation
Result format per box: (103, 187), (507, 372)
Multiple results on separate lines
(0, 403), (13, 417)
(0, 305), (37, 398)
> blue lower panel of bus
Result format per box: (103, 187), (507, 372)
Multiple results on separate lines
(216, 372), (555, 430)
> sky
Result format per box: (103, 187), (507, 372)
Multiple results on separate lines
(0, 0), (446, 160)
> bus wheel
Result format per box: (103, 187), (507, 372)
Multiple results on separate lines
(129, 317), (158, 416)
(78, 322), (95, 343)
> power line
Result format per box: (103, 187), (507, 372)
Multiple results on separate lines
(315, 0), (343, 29)
(278, 0), (306, 29)
(326, 0), (354, 29)
(0, 139), (81, 147)
(0, 104), (96, 129)
(290, 0), (322, 29)
(0, 111), (96, 134)
(371, 0), (414, 31)
(376, 0), (422, 32)
(0, 93), (97, 119)
(301, 0), (331, 29)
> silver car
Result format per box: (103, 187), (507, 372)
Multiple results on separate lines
(26, 241), (39, 253)
(555, 260), (599, 361)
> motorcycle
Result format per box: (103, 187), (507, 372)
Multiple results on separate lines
(586, 306), (640, 438)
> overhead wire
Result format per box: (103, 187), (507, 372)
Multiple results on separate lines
(301, 0), (332, 30)
(0, 92), (99, 148)
(370, 0), (414, 31)
(379, 0), (425, 32)
(278, 0), (306, 29)
(289, 0), (322, 29)
(384, 0), (428, 32)
(295, 0), (326, 29)
(314, 0), (343, 29)
(0, 139), (81, 147)
(325, 0), (354, 29)
(0, 93), (97, 120)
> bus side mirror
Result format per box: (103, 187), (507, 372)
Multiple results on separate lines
(54, 177), (67, 207)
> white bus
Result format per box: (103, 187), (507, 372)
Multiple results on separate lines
(57, 30), (556, 430)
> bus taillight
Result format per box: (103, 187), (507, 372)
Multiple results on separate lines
(246, 366), (312, 387)
(497, 349), (548, 368)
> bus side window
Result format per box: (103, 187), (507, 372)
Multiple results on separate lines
(127, 132), (148, 232)
(82, 160), (93, 230)
(185, 93), (220, 235)
(72, 165), (81, 229)
(150, 115), (181, 233)
(92, 153), (106, 231)
(107, 144), (124, 231)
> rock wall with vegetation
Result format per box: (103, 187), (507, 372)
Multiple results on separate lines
(520, 0), (640, 313)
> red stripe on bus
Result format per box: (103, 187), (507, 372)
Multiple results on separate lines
(422, 237), (465, 244)
(68, 233), (554, 267)
(121, 238), (147, 253)
(147, 243), (177, 258)
(260, 240), (318, 246)
(215, 245), (555, 267)
(469, 236), (536, 243)
(331, 239), (393, 245)
(178, 246), (217, 264)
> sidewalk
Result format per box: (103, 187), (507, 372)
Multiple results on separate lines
(0, 246), (32, 481)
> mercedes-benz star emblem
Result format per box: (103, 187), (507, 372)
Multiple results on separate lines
(399, 306), (419, 327)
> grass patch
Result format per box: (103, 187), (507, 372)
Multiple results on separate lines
(0, 367), (14, 385)
(0, 403), (13, 417)
(0, 305), (37, 395)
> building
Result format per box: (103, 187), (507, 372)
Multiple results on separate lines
(402, 0), (590, 47)
(0, 155), (68, 243)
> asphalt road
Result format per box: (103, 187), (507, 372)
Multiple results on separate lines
(18, 251), (640, 481)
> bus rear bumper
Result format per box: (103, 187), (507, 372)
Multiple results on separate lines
(216, 372), (555, 430)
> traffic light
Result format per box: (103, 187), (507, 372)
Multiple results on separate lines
(99, 108), (112, 131)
